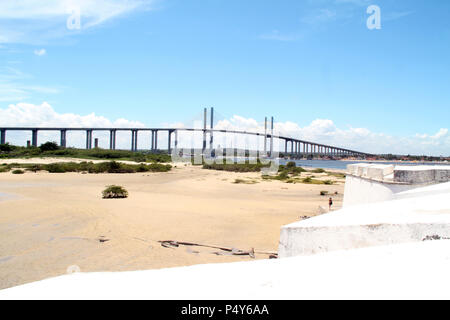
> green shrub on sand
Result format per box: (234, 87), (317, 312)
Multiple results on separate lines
(39, 142), (60, 152)
(102, 185), (129, 199)
(286, 161), (297, 168)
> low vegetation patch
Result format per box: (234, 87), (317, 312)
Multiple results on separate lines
(203, 161), (270, 173)
(302, 177), (334, 185)
(0, 143), (171, 163)
(2, 161), (172, 174)
(102, 185), (129, 199)
(327, 172), (346, 179)
(233, 178), (259, 184)
(12, 169), (25, 175)
(261, 162), (336, 185)
(279, 163), (307, 175)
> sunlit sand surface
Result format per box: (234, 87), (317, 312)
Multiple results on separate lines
(0, 163), (344, 289)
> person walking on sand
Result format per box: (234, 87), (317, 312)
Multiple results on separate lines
(329, 197), (333, 211)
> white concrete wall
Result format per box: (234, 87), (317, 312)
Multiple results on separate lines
(343, 175), (417, 207)
(278, 182), (450, 258)
(279, 222), (450, 258)
(342, 164), (450, 208)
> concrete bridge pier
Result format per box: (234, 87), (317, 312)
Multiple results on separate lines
(131, 130), (138, 151)
(174, 130), (178, 154)
(1, 129), (6, 145)
(168, 130), (173, 153)
(264, 117), (268, 156)
(202, 108), (207, 154)
(270, 117), (274, 157)
(86, 130), (92, 149)
(31, 129), (38, 147)
(60, 130), (67, 148)
(152, 130), (158, 151)
(210, 107), (214, 151)
(109, 130), (116, 150)
(151, 131), (155, 150)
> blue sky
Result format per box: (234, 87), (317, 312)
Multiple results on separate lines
(0, 0), (449, 155)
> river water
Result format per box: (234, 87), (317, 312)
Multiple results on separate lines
(278, 159), (450, 170)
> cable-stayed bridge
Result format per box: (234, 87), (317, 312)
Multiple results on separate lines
(0, 108), (372, 158)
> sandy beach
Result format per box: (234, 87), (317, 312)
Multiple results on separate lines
(0, 161), (344, 289)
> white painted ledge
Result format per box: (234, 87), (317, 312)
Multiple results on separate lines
(1, 240), (450, 300)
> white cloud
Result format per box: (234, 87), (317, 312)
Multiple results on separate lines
(0, 67), (59, 102)
(0, 0), (157, 44)
(34, 48), (47, 56)
(1, 103), (449, 156)
(432, 129), (449, 139)
(0, 102), (145, 149)
(0, 0), (152, 22)
(213, 116), (450, 156)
